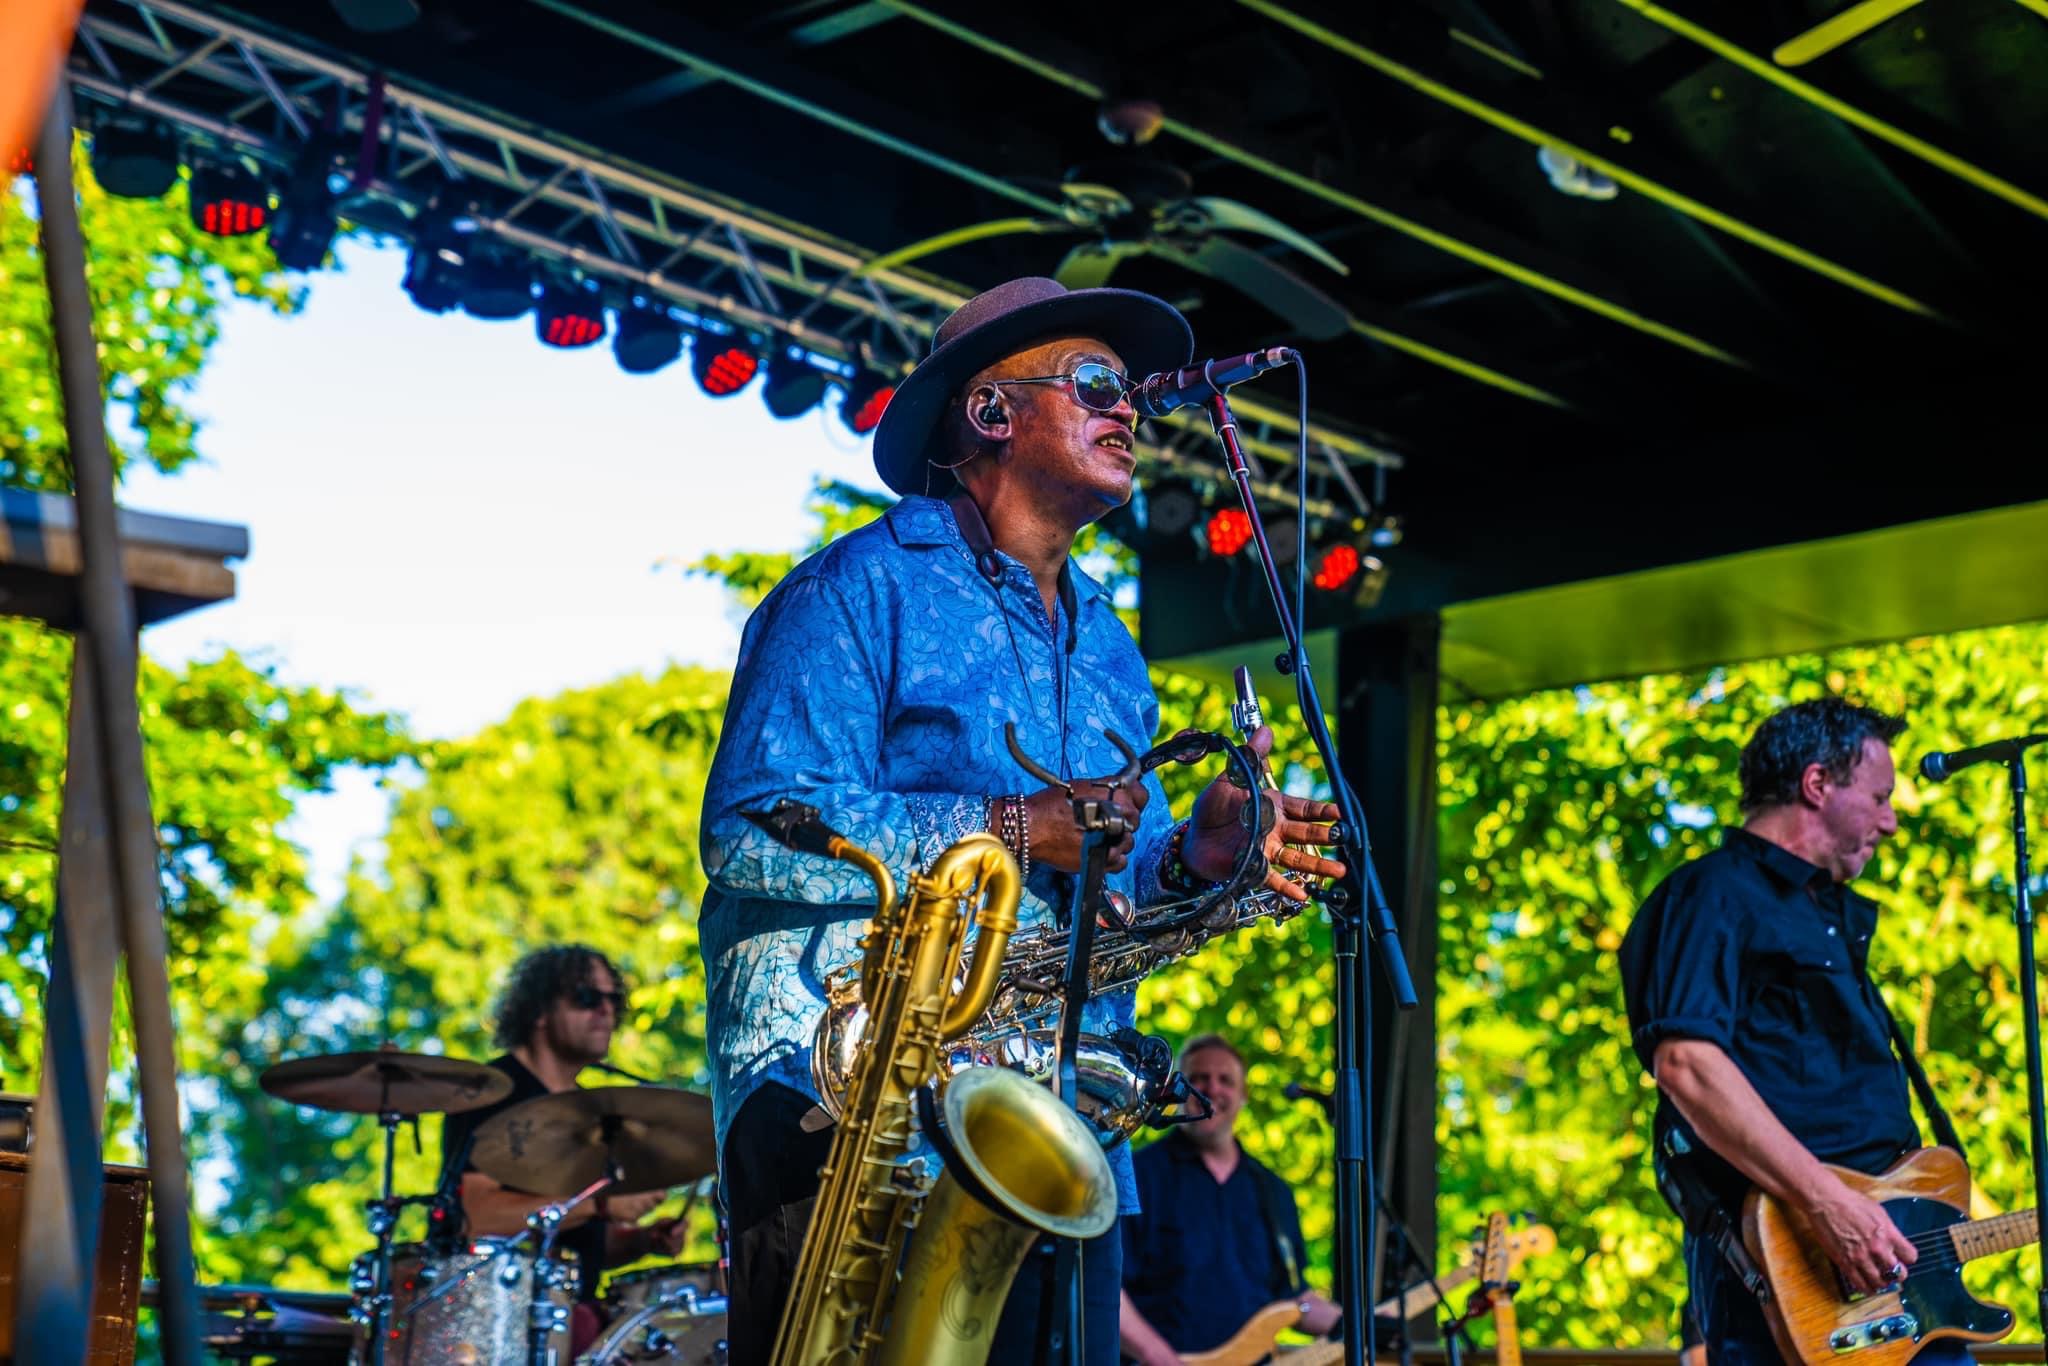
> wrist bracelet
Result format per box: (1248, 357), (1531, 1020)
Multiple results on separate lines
(1161, 819), (1215, 893)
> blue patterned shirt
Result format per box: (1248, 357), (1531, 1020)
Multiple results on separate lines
(698, 495), (1178, 1210)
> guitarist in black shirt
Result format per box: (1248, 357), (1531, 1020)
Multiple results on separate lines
(1619, 700), (1969, 1364)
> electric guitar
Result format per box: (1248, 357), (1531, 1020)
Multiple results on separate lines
(1179, 1220), (1555, 1366)
(1743, 1146), (2034, 1366)
(1470, 1211), (1524, 1366)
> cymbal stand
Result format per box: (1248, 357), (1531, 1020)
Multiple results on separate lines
(358, 1105), (404, 1366)
(523, 1130), (621, 1366)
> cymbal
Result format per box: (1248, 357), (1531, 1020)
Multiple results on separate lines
(468, 1086), (715, 1196)
(259, 1048), (512, 1116)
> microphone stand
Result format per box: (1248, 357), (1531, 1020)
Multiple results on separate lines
(1007, 724), (1142, 1366)
(1204, 388), (1418, 1366)
(2004, 753), (2048, 1332)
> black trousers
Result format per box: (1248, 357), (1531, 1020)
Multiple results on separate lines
(723, 1082), (1124, 1366)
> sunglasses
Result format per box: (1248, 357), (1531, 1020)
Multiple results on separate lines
(988, 361), (1132, 414)
(571, 984), (627, 1014)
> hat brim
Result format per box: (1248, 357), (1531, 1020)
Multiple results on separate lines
(872, 287), (1195, 497)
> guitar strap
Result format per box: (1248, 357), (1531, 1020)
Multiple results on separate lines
(1654, 1123), (1772, 1306)
(1878, 1002), (1965, 1154)
(1248, 1157), (1306, 1299)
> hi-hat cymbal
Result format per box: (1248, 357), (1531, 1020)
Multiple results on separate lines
(259, 1048), (512, 1116)
(468, 1086), (715, 1196)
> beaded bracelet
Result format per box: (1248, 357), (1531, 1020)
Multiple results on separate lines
(987, 793), (1032, 883)
(1158, 818), (1217, 895)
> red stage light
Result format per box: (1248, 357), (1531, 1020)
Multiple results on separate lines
(1312, 543), (1362, 590)
(8, 147), (32, 176)
(190, 162), (269, 237)
(1205, 508), (1253, 558)
(849, 383), (893, 434)
(541, 312), (604, 347)
(699, 344), (759, 397)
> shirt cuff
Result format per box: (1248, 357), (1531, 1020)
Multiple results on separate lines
(1630, 1016), (1733, 1073)
(905, 793), (992, 870)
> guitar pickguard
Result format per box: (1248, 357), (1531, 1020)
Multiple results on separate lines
(1880, 1196), (2015, 1347)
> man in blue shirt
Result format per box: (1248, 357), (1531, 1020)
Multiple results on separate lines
(698, 276), (1345, 1365)
(1121, 1034), (1341, 1362)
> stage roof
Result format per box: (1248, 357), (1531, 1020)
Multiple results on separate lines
(66, 0), (2048, 683)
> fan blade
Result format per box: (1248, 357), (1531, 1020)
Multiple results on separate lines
(1156, 237), (1352, 341)
(1186, 196), (1349, 276)
(1772, 0), (1923, 66)
(857, 218), (1066, 276)
(1055, 239), (1149, 289)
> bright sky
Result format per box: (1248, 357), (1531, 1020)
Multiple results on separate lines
(124, 237), (875, 901)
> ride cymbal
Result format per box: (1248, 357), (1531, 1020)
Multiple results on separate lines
(468, 1086), (715, 1196)
(258, 1048), (511, 1116)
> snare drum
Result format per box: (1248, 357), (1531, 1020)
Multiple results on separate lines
(582, 1261), (726, 1364)
(357, 1237), (573, 1365)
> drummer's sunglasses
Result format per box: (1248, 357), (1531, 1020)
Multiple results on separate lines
(571, 984), (628, 1013)
(989, 361), (1131, 414)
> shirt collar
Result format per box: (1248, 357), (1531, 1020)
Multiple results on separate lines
(884, 495), (1112, 604)
(1724, 826), (1829, 891)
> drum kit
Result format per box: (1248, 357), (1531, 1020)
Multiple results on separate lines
(247, 1045), (729, 1365)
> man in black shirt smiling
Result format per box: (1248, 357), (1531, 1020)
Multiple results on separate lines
(1620, 699), (1967, 1364)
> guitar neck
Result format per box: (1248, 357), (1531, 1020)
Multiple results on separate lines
(1491, 1296), (1523, 1366)
(1373, 1262), (1476, 1320)
(1948, 1208), (2040, 1263)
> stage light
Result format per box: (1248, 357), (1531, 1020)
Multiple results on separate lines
(839, 369), (895, 435)
(692, 333), (760, 398)
(268, 139), (348, 272)
(89, 119), (179, 200)
(401, 186), (479, 314)
(7, 147), (31, 176)
(762, 348), (832, 420)
(1144, 481), (1201, 538)
(1311, 542), (1362, 591)
(188, 159), (269, 236)
(1205, 507), (1253, 558)
(460, 244), (534, 320)
(536, 276), (606, 348)
(613, 302), (685, 374)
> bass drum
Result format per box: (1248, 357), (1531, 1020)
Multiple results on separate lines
(356, 1237), (574, 1365)
(582, 1261), (727, 1364)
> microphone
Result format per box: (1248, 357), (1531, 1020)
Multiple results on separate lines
(1917, 734), (2048, 782)
(1283, 1080), (1335, 1121)
(1131, 347), (1294, 418)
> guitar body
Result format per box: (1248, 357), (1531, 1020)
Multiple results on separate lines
(1742, 1147), (2015, 1366)
(1180, 1301), (1309, 1366)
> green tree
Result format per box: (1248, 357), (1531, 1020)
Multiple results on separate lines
(0, 624), (412, 1185)
(203, 667), (731, 1286)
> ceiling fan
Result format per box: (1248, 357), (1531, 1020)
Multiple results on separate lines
(859, 102), (1355, 341)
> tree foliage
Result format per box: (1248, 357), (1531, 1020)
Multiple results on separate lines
(3, 139), (301, 489)
(1432, 626), (2048, 1347)
(0, 621), (412, 1161)
(200, 668), (732, 1287)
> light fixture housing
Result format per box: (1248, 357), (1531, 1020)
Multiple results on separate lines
(613, 302), (686, 374)
(761, 347), (832, 419)
(89, 119), (179, 200)
(400, 185), (478, 314)
(1144, 481), (1202, 538)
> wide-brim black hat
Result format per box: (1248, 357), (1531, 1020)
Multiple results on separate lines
(873, 276), (1194, 497)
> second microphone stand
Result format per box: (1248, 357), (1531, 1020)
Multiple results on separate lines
(1202, 384), (1419, 1366)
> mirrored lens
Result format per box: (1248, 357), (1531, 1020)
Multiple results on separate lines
(1072, 363), (1128, 412)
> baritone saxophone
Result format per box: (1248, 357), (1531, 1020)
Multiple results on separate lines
(742, 801), (1116, 1366)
